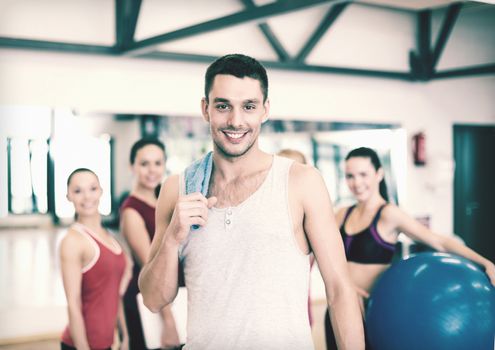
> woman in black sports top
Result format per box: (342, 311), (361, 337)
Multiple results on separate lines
(325, 147), (495, 350)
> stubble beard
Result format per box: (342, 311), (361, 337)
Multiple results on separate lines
(213, 130), (258, 159)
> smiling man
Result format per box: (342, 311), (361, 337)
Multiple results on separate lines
(139, 54), (364, 350)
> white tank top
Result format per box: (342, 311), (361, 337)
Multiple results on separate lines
(179, 155), (313, 350)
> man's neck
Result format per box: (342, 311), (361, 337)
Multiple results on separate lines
(212, 148), (271, 182)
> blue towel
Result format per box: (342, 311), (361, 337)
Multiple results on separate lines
(184, 151), (213, 229)
(184, 151), (213, 196)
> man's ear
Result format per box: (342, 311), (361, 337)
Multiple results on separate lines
(262, 98), (270, 124)
(201, 98), (210, 122)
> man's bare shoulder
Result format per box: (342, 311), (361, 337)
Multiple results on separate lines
(289, 162), (325, 188)
(164, 174), (179, 187)
(156, 174), (180, 213)
(288, 162), (330, 206)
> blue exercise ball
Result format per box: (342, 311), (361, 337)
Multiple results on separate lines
(365, 252), (495, 350)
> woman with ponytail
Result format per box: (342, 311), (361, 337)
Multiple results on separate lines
(324, 147), (495, 350)
(60, 168), (131, 350)
(120, 139), (181, 350)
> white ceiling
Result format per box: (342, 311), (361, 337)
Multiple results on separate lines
(0, 0), (493, 75)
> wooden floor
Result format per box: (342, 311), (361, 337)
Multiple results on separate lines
(0, 304), (329, 350)
(0, 301), (328, 350)
(0, 227), (67, 343)
(0, 339), (59, 350)
(0, 227), (329, 349)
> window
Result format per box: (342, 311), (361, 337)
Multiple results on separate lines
(7, 138), (48, 214)
(1, 107), (114, 221)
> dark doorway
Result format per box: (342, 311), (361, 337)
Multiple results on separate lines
(454, 124), (495, 262)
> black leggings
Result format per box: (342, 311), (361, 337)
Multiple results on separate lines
(324, 310), (338, 350)
(324, 309), (370, 350)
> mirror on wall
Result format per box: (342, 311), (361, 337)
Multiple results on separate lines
(0, 109), (407, 224)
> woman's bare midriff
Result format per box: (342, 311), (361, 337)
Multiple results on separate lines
(348, 262), (390, 293)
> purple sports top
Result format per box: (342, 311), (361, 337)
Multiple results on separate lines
(340, 204), (396, 264)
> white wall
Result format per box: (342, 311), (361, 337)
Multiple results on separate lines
(0, 0), (114, 45)
(1, 48), (494, 233)
(0, 0), (494, 234)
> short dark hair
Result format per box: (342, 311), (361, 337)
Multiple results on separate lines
(67, 168), (98, 187)
(346, 147), (389, 202)
(204, 54), (268, 102)
(129, 138), (166, 165)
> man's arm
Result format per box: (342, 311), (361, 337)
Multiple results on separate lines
(139, 175), (181, 312)
(291, 164), (365, 350)
(139, 174), (216, 312)
(121, 197), (181, 343)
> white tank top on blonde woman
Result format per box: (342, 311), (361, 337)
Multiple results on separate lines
(179, 155), (313, 350)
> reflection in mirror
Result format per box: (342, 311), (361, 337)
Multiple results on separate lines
(155, 116), (407, 207)
(8, 138), (48, 214)
(313, 128), (407, 207)
(1, 110), (407, 223)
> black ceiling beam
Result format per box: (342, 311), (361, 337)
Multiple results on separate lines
(239, 0), (290, 62)
(295, 3), (348, 63)
(142, 51), (412, 80)
(1, 37), (492, 81)
(434, 63), (495, 79)
(0, 37), (116, 55)
(123, 0), (337, 56)
(1, 36), (493, 81)
(141, 51), (220, 63)
(258, 22), (291, 62)
(409, 9), (433, 81)
(353, 1), (411, 13)
(418, 10), (431, 60)
(116, 0), (142, 50)
(431, 3), (461, 72)
(267, 60), (411, 80)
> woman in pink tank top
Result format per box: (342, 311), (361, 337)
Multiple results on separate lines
(60, 168), (131, 350)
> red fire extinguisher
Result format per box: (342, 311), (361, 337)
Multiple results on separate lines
(412, 131), (426, 166)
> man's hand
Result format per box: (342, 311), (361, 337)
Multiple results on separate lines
(166, 193), (217, 245)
